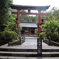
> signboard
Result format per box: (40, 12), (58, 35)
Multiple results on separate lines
(37, 38), (42, 57)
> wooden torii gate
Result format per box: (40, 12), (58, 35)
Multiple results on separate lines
(10, 4), (50, 33)
(10, 4), (50, 56)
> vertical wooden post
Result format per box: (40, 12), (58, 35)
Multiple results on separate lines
(17, 10), (20, 24)
(16, 10), (20, 30)
(38, 11), (42, 33)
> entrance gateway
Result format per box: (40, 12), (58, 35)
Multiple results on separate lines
(10, 4), (50, 33)
(10, 4), (50, 56)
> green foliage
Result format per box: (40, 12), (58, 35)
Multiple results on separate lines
(20, 15), (37, 23)
(0, 30), (17, 45)
(3, 31), (17, 41)
(19, 25), (22, 31)
(20, 10), (37, 23)
(40, 7), (59, 42)
(9, 0), (13, 4)
(39, 32), (46, 39)
(44, 7), (59, 21)
(5, 15), (16, 30)
(41, 19), (58, 33)
(46, 32), (59, 42)
(5, 9), (17, 30)
(0, 0), (12, 25)
(0, 0), (13, 32)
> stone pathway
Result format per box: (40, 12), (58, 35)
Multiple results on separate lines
(0, 37), (37, 49)
(0, 37), (59, 49)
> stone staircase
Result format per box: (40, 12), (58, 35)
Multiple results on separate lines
(42, 49), (59, 57)
(0, 48), (37, 57)
(0, 48), (59, 59)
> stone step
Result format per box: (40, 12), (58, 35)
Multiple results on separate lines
(0, 51), (59, 57)
(0, 56), (59, 59)
(42, 52), (59, 57)
(0, 48), (59, 52)
(42, 49), (59, 52)
(0, 51), (37, 57)
(0, 48), (37, 52)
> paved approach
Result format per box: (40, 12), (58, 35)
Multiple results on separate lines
(0, 37), (59, 49)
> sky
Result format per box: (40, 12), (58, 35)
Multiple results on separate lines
(13, 0), (59, 11)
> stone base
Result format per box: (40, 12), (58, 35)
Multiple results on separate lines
(43, 38), (59, 46)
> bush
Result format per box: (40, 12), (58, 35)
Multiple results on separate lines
(39, 32), (46, 39)
(3, 31), (17, 41)
(0, 31), (17, 46)
(41, 19), (58, 33)
(46, 33), (59, 42)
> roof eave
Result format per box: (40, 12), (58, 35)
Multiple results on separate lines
(10, 4), (50, 10)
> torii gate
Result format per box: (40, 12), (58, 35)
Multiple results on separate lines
(10, 4), (50, 56)
(10, 4), (50, 33)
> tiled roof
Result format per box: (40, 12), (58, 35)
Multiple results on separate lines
(20, 23), (37, 28)
(10, 4), (50, 10)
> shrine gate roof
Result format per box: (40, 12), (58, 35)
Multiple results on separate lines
(10, 4), (50, 10)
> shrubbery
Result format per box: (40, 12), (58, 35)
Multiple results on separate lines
(46, 33), (59, 42)
(39, 32), (46, 39)
(40, 18), (59, 43)
(0, 31), (17, 42)
(3, 31), (17, 40)
(41, 19), (58, 33)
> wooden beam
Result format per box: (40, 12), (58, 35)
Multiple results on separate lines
(12, 12), (46, 15)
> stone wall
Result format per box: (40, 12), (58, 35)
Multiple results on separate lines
(8, 37), (25, 46)
(43, 38), (59, 46)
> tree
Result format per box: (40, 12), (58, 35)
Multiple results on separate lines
(5, 15), (16, 30)
(0, 0), (13, 25)
(41, 18), (58, 33)
(20, 10), (37, 23)
(44, 7), (59, 21)
(0, 0), (14, 31)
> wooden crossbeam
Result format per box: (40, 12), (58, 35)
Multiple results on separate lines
(12, 12), (46, 15)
